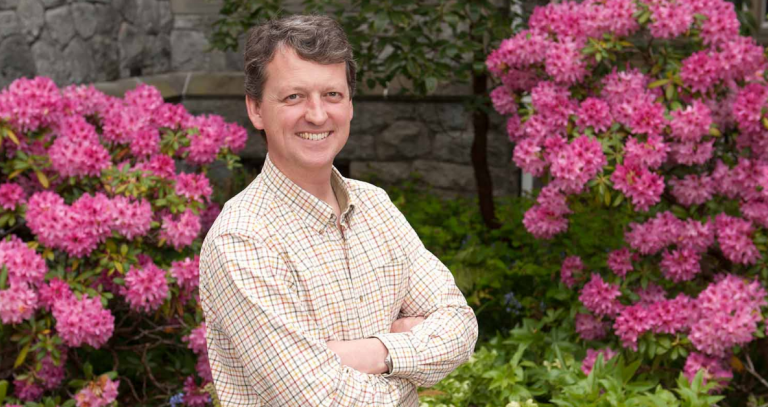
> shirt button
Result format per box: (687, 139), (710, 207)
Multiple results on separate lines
(359, 295), (363, 302)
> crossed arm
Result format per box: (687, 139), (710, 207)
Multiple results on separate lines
(326, 317), (425, 375)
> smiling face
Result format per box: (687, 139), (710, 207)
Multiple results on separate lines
(246, 46), (353, 175)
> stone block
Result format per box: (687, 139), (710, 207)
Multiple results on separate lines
(173, 14), (217, 31)
(94, 3), (120, 36)
(431, 129), (472, 164)
(63, 37), (93, 83)
(136, 0), (161, 34)
(0, 0), (19, 10)
(375, 120), (431, 160)
(337, 133), (375, 161)
(351, 101), (408, 133)
(0, 34), (35, 89)
(350, 161), (413, 185)
(238, 132), (268, 160)
(138, 72), (186, 99)
(412, 160), (475, 190)
(31, 36), (67, 84)
(171, 29), (226, 71)
(89, 34), (120, 82)
(170, 0), (222, 14)
(186, 72), (243, 97)
(158, 0), (172, 32)
(17, 0), (44, 42)
(490, 165), (520, 197)
(142, 34), (172, 75)
(0, 11), (19, 40)
(45, 5), (76, 46)
(118, 22), (145, 71)
(93, 77), (142, 97)
(40, 0), (64, 8)
(486, 127), (513, 167)
(414, 102), (469, 132)
(71, 2), (97, 39)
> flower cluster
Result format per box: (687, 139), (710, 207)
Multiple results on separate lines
(0, 77), (245, 404)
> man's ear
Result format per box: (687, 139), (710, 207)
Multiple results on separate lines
(245, 96), (265, 130)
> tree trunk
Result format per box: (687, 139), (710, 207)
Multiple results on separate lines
(471, 72), (501, 230)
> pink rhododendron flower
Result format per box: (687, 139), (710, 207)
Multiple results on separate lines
(75, 375), (119, 407)
(13, 378), (43, 402)
(531, 82), (576, 129)
(52, 294), (114, 349)
(742, 199), (768, 229)
(0, 284), (38, 324)
(581, 348), (618, 375)
(0, 235), (47, 287)
(675, 218), (715, 253)
(153, 103), (191, 129)
(513, 138), (547, 176)
(134, 154), (176, 179)
(680, 51), (721, 94)
(699, 1), (740, 46)
(549, 135), (606, 193)
(689, 274), (767, 356)
(0, 182), (25, 210)
(715, 214), (761, 265)
(576, 97), (612, 132)
(184, 323), (208, 355)
(200, 203), (222, 236)
(649, 294), (697, 334)
(607, 248), (633, 277)
(611, 163), (665, 211)
(623, 135), (668, 169)
(528, 1), (588, 39)
(669, 139), (714, 166)
(583, 0), (639, 37)
(628, 99), (667, 136)
(719, 37), (766, 82)
(506, 114), (523, 143)
(560, 255), (584, 288)
(501, 68), (539, 92)
(670, 174), (714, 207)
(575, 313), (607, 341)
(523, 185), (571, 239)
(122, 262), (169, 313)
(625, 211), (681, 255)
(49, 118), (111, 179)
(171, 255), (200, 291)
(670, 101), (712, 142)
(225, 122), (248, 152)
(490, 86), (517, 115)
(485, 30), (549, 75)
(110, 196), (152, 240)
(648, 1), (693, 39)
(732, 82), (768, 134)
(160, 209), (202, 250)
(129, 127), (160, 158)
(124, 83), (164, 112)
(545, 38), (588, 85)
(38, 278), (74, 311)
(636, 283), (668, 305)
(38, 352), (67, 390)
(614, 303), (653, 350)
(61, 84), (111, 117)
(183, 114), (228, 165)
(684, 352), (733, 390)
(175, 173), (213, 203)
(580, 273), (622, 317)
(182, 376), (211, 406)
(0, 77), (62, 133)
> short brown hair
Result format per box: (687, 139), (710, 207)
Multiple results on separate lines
(244, 15), (357, 141)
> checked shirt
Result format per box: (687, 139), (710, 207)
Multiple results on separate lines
(199, 154), (478, 406)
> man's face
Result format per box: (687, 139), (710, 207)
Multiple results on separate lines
(246, 46), (353, 173)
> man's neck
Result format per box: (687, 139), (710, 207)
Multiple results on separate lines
(270, 155), (339, 214)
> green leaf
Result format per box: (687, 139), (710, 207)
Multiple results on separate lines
(14, 343), (30, 369)
(0, 380), (8, 404)
(0, 265), (7, 290)
(425, 77), (438, 94)
(648, 79), (669, 89)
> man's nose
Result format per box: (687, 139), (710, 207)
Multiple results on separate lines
(304, 95), (328, 125)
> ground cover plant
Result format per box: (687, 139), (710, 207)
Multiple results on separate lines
(0, 78), (246, 406)
(423, 0), (768, 403)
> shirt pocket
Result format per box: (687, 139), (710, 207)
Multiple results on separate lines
(288, 257), (338, 341)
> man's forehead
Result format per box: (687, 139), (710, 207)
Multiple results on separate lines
(265, 46), (347, 91)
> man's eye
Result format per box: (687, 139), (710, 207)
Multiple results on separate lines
(286, 94), (299, 100)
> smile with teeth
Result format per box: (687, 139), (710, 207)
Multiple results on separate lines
(297, 131), (332, 141)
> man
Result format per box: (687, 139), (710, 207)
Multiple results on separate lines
(199, 15), (478, 406)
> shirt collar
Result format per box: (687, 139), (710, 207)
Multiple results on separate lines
(261, 153), (356, 234)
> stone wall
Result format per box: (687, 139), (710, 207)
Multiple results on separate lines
(1, 0), (521, 197)
(0, 0), (241, 88)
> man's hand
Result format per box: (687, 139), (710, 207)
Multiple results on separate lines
(390, 316), (425, 333)
(327, 338), (388, 374)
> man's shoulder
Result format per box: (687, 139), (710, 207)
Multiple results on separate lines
(203, 178), (276, 248)
(346, 178), (393, 209)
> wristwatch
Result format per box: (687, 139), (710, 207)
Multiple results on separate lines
(384, 353), (393, 374)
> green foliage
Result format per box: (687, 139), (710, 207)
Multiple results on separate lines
(210, 0), (518, 99)
(420, 315), (725, 407)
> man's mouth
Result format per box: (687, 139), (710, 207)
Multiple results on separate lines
(296, 131), (332, 141)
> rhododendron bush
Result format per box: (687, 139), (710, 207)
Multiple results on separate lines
(483, 0), (768, 401)
(0, 77), (246, 406)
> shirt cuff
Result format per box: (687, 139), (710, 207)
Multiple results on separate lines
(372, 332), (417, 378)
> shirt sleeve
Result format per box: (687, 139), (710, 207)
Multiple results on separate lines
(199, 232), (417, 406)
(371, 195), (479, 388)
